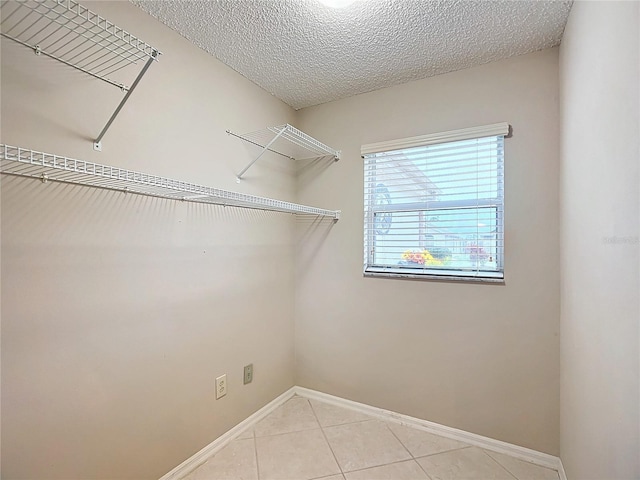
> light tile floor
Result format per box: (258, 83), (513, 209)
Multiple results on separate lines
(182, 396), (560, 480)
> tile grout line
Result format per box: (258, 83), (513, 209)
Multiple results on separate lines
(480, 449), (520, 480)
(308, 473), (346, 480)
(484, 449), (561, 480)
(383, 422), (434, 480)
(254, 425), (325, 439)
(414, 444), (474, 460)
(415, 459), (434, 480)
(322, 418), (432, 477)
(384, 421), (415, 459)
(308, 398), (346, 477)
(310, 475), (344, 480)
(252, 428), (261, 480)
(384, 422), (508, 480)
(339, 457), (435, 477)
(308, 400), (477, 479)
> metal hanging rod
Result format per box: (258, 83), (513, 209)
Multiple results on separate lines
(0, 0), (161, 150)
(0, 145), (341, 220)
(227, 124), (341, 182)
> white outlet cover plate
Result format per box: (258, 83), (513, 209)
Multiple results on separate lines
(215, 374), (227, 399)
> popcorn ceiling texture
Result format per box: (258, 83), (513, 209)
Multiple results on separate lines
(132, 0), (572, 110)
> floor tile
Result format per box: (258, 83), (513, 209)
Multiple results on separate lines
(182, 438), (257, 480)
(324, 420), (412, 472)
(310, 399), (373, 427)
(180, 396), (559, 480)
(256, 428), (341, 480)
(484, 450), (559, 480)
(388, 422), (470, 457)
(236, 428), (254, 440)
(344, 459), (429, 479)
(254, 396), (320, 437)
(417, 446), (515, 480)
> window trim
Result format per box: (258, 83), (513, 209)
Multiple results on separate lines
(363, 267), (505, 284)
(361, 122), (510, 155)
(362, 122), (510, 283)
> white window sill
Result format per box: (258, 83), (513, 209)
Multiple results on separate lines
(364, 267), (505, 284)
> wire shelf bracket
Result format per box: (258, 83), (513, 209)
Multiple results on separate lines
(0, 145), (341, 220)
(0, 0), (161, 151)
(227, 124), (341, 182)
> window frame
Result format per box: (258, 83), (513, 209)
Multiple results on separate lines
(362, 123), (510, 283)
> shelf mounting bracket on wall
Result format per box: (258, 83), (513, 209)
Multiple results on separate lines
(0, 0), (161, 151)
(234, 125), (287, 182)
(227, 124), (341, 182)
(92, 49), (159, 152)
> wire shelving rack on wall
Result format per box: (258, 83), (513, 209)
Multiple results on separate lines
(0, 0), (161, 151)
(0, 145), (341, 220)
(227, 124), (341, 182)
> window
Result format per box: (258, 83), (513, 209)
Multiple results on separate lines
(363, 123), (509, 281)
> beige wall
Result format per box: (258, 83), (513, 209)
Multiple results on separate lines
(295, 49), (560, 454)
(559, 2), (640, 479)
(295, 48), (561, 455)
(11, 1), (638, 477)
(1, 2), (298, 478)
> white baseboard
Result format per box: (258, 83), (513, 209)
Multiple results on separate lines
(294, 386), (563, 473)
(159, 385), (564, 479)
(158, 387), (296, 480)
(557, 459), (568, 480)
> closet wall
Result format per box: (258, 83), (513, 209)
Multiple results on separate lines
(1, 2), (298, 479)
(295, 48), (561, 455)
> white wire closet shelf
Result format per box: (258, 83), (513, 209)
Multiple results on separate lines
(0, 0), (161, 150)
(0, 145), (341, 220)
(227, 124), (341, 181)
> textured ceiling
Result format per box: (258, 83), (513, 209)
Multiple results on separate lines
(132, 0), (572, 110)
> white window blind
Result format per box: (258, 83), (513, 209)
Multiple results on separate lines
(363, 123), (509, 281)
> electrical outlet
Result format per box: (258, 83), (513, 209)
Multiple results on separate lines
(215, 374), (227, 399)
(243, 364), (253, 384)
